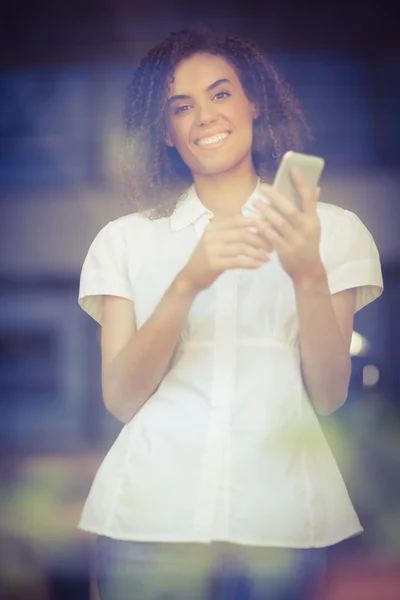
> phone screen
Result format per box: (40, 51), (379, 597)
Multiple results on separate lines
(273, 151), (325, 208)
(242, 152), (324, 220)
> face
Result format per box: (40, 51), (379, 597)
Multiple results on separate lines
(164, 53), (258, 179)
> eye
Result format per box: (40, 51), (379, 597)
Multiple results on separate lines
(174, 104), (191, 115)
(213, 90), (231, 100)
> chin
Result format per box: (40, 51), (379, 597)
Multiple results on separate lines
(195, 155), (250, 177)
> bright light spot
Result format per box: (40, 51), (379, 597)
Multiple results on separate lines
(350, 331), (369, 356)
(363, 364), (380, 387)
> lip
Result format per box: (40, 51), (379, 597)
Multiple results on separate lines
(195, 131), (231, 149)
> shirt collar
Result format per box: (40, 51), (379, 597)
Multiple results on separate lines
(169, 185), (213, 232)
(169, 179), (263, 232)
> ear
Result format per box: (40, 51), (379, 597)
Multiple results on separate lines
(164, 123), (174, 147)
(251, 102), (260, 120)
(165, 132), (174, 147)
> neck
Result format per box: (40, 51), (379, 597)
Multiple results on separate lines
(192, 163), (259, 218)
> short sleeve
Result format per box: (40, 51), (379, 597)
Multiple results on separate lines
(323, 208), (383, 312)
(78, 220), (134, 324)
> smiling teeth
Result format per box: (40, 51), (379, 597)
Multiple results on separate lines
(197, 132), (229, 146)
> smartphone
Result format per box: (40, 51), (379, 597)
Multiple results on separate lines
(242, 151), (325, 221)
(272, 151), (325, 208)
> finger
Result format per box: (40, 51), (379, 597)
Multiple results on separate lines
(217, 228), (273, 253)
(258, 222), (292, 254)
(253, 202), (296, 240)
(289, 168), (317, 214)
(258, 184), (302, 223)
(219, 242), (270, 262)
(221, 255), (270, 270)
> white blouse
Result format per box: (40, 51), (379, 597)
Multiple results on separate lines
(78, 181), (383, 548)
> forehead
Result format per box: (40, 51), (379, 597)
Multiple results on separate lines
(168, 53), (241, 95)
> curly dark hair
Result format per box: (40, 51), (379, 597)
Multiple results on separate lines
(121, 27), (312, 218)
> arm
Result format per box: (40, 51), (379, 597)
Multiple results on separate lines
(101, 215), (271, 423)
(253, 173), (356, 415)
(101, 278), (197, 423)
(293, 265), (356, 415)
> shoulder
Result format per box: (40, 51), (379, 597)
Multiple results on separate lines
(317, 201), (346, 220)
(112, 211), (170, 237)
(95, 212), (171, 253)
(317, 202), (376, 249)
(317, 203), (383, 311)
(109, 212), (153, 238)
(317, 201), (355, 229)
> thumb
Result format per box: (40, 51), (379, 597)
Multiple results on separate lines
(313, 186), (321, 202)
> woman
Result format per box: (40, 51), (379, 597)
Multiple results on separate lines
(79, 28), (383, 600)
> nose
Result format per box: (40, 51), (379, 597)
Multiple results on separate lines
(196, 100), (217, 126)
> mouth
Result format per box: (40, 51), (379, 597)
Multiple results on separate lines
(195, 131), (230, 149)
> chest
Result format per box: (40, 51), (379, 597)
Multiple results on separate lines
(129, 226), (299, 342)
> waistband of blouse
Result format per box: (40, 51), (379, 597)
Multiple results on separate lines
(180, 339), (298, 351)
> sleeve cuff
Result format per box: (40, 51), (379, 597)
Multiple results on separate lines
(78, 271), (135, 324)
(328, 258), (383, 312)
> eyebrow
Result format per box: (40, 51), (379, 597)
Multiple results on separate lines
(167, 78), (232, 107)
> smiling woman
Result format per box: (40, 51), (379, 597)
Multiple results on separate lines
(79, 25), (383, 600)
(121, 27), (312, 217)
(164, 54), (258, 192)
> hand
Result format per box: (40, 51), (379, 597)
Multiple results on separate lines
(254, 168), (324, 283)
(177, 215), (273, 293)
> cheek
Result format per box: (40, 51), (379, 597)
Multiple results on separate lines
(169, 118), (193, 150)
(224, 97), (252, 121)
(239, 108), (256, 144)
(238, 106), (256, 131)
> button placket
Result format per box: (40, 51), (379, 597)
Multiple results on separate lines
(192, 270), (237, 539)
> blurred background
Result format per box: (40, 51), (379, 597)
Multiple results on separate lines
(0, 0), (399, 598)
